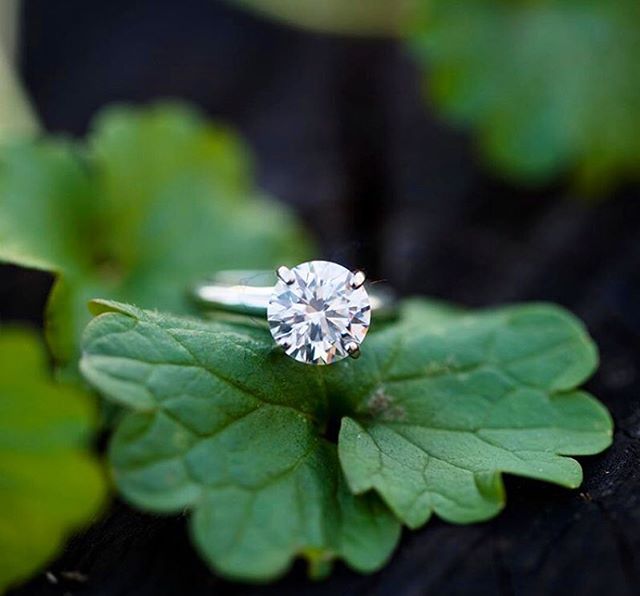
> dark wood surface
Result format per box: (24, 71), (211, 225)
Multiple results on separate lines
(5, 1), (640, 594)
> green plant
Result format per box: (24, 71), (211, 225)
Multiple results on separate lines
(0, 103), (311, 590)
(0, 329), (104, 592)
(0, 103), (312, 377)
(80, 299), (611, 581)
(410, 0), (640, 188)
(226, 0), (640, 190)
(0, 103), (614, 587)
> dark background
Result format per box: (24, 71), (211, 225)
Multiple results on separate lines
(4, 1), (640, 594)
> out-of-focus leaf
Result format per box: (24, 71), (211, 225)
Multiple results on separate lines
(0, 329), (105, 592)
(0, 0), (38, 143)
(0, 0), (19, 61)
(0, 48), (38, 144)
(226, 0), (418, 37)
(80, 300), (400, 581)
(411, 0), (640, 188)
(0, 103), (314, 374)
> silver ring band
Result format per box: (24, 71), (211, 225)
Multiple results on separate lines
(193, 261), (396, 365)
(192, 270), (397, 319)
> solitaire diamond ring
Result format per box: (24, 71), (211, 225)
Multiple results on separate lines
(192, 260), (397, 365)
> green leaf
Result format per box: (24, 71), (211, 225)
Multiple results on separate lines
(80, 300), (400, 581)
(0, 329), (105, 592)
(226, 0), (418, 37)
(80, 298), (612, 580)
(0, 103), (313, 374)
(410, 0), (640, 188)
(329, 302), (612, 528)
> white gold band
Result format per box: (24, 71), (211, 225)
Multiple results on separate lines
(192, 270), (397, 319)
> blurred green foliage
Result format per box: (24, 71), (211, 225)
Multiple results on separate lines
(226, 0), (418, 36)
(0, 329), (105, 592)
(0, 0), (37, 143)
(0, 48), (38, 144)
(229, 0), (640, 190)
(0, 103), (313, 375)
(411, 0), (640, 188)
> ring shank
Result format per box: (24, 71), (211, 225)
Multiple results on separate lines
(192, 270), (397, 319)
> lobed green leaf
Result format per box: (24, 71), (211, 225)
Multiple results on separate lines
(81, 298), (612, 580)
(80, 300), (400, 581)
(329, 303), (612, 527)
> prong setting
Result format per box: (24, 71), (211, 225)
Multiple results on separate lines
(268, 260), (371, 365)
(276, 265), (295, 285)
(345, 341), (361, 359)
(350, 269), (366, 289)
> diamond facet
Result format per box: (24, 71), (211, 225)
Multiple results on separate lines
(267, 260), (371, 365)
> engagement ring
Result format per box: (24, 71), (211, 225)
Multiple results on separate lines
(192, 260), (396, 365)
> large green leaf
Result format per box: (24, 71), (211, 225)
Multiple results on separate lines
(329, 302), (612, 527)
(80, 298), (612, 580)
(0, 103), (313, 373)
(411, 0), (640, 188)
(80, 300), (400, 581)
(0, 329), (105, 592)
